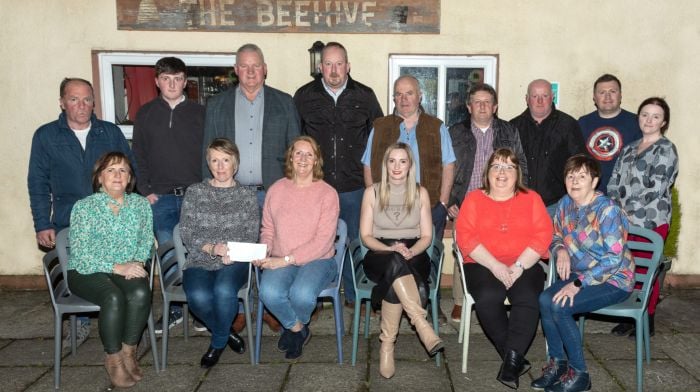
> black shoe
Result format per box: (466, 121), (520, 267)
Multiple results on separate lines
(610, 322), (634, 336)
(496, 349), (528, 389)
(154, 308), (184, 335)
(227, 332), (246, 354)
(532, 358), (568, 390)
(285, 326), (311, 361)
(200, 346), (224, 368)
(545, 368), (591, 392)
(277, 329), (292, 352)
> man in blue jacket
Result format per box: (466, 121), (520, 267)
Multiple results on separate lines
(27, 77), (134, 348)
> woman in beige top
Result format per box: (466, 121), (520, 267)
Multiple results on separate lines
(359, 142), (443, 379)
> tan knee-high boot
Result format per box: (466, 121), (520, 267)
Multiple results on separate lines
(392, 275), (443, 356)
(379, 301), (403, 378)
(105, 352), (136, 388)
(120, 343), (143, 381)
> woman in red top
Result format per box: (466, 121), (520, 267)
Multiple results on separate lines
(455, 148), (553, 389)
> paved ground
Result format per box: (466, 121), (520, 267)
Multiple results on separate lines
(1, 287), (699, 391)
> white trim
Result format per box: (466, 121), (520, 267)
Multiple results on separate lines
(97, 52), (236, 139)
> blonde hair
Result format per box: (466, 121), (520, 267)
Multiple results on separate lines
(378, 143), (418, 212)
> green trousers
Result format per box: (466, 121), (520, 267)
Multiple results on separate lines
(67, 270), (151, 354)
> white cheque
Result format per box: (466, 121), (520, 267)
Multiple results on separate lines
(226, 242), (267, 262)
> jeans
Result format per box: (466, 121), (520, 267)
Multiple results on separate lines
(540, 278), (630, 372)
(152, 194), (184, 314)
(67, 270), (151, 354)
(431, 202), (448, 241)
(183, 263), (249, 349)
(338, 188), (364, 303)
(464, 262), (545, 357)
(258, 258), (337, 329)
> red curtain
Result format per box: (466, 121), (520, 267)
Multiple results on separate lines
(124, 66), (158, 121)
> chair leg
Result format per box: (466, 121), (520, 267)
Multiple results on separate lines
(430, 296), (441, 367)
(333, 296), (344, 363)
(254, 298), (264, 365)
(351, 300), (362, 366)
(243, 296), (255, 365)
(147, 311), (160, 372)
(161, 301), (170, 370)
(363, 301), (371, 338)
(644, 313), (651, 364)
(183, 303), (189, 341)
(635, 317), (644, 392)
(54, 312), (63, 389)
(462, 296), (474, 374)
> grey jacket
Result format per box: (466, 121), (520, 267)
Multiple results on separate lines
(201, 85), (300, 188)
(448, 116), (528, 207)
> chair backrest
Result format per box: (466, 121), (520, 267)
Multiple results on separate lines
(55, 228), (73, 295)
(329, 219), (348, 288)
(42, 249), (65, 307)
(547, 225), (663, 302)
(627, 225), (664, 306)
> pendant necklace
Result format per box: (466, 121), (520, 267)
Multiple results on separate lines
(499, 195), (515, 233)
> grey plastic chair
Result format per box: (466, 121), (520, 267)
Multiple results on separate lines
(46, 228), (159, 390)
(158, 224), (255, 368)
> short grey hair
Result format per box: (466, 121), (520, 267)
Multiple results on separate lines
(235, 43), (265, 64)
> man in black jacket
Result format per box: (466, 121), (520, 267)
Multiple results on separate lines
(510, 79), (585, 214)
(294, 42), (383, 307)
(447, 83), (527, 322)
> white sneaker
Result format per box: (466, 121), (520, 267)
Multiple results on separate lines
(193, 319), (207, 332)
(63, 320), (91, 349)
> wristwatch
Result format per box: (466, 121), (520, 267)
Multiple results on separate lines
(284, 255), (293, 265)
(573, 278), (583, 288)
(515, 261), (524, 270)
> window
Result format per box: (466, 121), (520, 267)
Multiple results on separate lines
(388, 55), (498, 126)
(95, 52), (236, 139)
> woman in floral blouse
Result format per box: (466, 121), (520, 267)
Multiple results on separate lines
(68, 152), (153, 389)
(607, 97), (678, 338)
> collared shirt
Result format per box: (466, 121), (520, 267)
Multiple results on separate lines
(361, 121), (456, 182)
(321, 78), (348, 104)
(234, 86), (265, 185)
(467, 122), (495, 192)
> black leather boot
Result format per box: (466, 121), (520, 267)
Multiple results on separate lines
(531, 358), (568, 390)
(227, 332), (246, 354)
(200, 346), (224, 368)
(497, 349), (530, 389)
(545, 367), (591, 392)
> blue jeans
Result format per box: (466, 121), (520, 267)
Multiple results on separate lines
(258, 258), (337, 329)
(431, 202), (448, 241)
(338, 188), (364, 303)
(183, 263), (249, 349)
(540, 278), (630, 372)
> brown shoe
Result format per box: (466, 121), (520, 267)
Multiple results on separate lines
(263, 312), (282, 332)
(120, 343), (143, 381)
(231, 313), (246, 334)
(451, 305), (463, 323)
(105, 352), (136, 388)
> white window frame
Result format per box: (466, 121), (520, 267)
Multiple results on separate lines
(388, 55), (498, 121)
(96, 52), (236, 139)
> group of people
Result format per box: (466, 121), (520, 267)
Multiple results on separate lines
(27, 39), (677, 391)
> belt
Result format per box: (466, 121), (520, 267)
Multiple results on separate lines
(172, 186), (187, 196)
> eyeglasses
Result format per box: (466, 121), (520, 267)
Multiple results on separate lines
(489, 163), (516, 172)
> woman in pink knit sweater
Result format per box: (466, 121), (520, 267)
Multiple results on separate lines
(253, 136), (340, 361)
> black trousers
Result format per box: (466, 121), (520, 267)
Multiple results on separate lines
(68, 270), (151, 354)
(363, 238), (430, 310)
(463, 262), (545, 358)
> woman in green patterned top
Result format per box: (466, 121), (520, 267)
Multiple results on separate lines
(67, 151), (153, 389)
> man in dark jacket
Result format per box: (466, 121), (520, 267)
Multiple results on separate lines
(447, 83), (527, 322)
(294, 42), (383, 307)
(132, 57), (205, 334)
(510, 79), (585, 213)
(27, 77), (135, 348)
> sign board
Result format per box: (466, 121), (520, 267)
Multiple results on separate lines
(117, 0), (440, 34)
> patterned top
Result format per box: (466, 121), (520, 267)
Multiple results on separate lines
(551, 193), (635, 291)
(179, 181), (260, 271)
(69, 192), (153, 274)
(607, 137), (678, 229)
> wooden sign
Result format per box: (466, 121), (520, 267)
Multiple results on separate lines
(116, 0), (440, 33)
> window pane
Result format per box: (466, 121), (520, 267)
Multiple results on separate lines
(399, 67), (438, 116)
(445, 67), (485, 127)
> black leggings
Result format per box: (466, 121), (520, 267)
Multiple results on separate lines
(68, 270), (151, 354)
(464, 262), (545, 358)
(363, 238), (430, 310)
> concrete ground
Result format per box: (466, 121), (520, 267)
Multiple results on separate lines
(1, 287), (699, 391)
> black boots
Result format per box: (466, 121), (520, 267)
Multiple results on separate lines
(227, 332), (246, 354)
(200, 346), (224, 368)
(497, 349), (531, 389)
(531, 358), (568, 390)
(545, 367), (591, 392)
